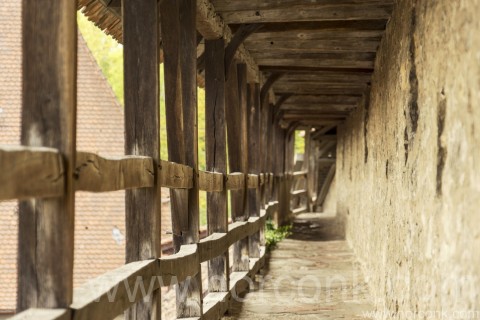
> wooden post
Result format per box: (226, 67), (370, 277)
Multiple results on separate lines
(226, 62), (249, 271)
(123, 1), (161, 319)
(160, 0), (203, 317)
(205, 38), (229, 292)
(18, 0), (77, 311)
(247, 83), (261, 258)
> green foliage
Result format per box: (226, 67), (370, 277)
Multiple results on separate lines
(295, 130), (306, 155)
(77, 13), (124, 105)
(265, 219), (292, 251)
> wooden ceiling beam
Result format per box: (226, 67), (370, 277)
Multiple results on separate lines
(232, 20), (389, 35)
(247, 38), (381, 54)
(215, 3), (394, 24)
(259, 65), (374, 74)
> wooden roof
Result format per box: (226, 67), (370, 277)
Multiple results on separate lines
(78, 0), (393, 128)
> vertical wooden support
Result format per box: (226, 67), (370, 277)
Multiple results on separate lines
(160, 0), (203, 317)
(123, 1), (161, 319)
(247, 83), (261, 258)
(18, 0), (77, 311)
(205, 38), (229, 292)
(226, 62), (250, 271)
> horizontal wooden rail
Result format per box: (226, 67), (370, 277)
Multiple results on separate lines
(0, 146), (64, 200)
(10, 308), (70, 320)
(293, 170), (308, 178)
(0, 146), (276, 200)
(199, 170), (224, 192)
(67, 201), (277, 320)
(226, 172), (245, 190)
(247, 174), (259, 188)
(75, 152), (154, 192)
(159, 159), (194, 189)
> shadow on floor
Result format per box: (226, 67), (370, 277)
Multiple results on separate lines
(289, 211), (346, 242)
(224, 212), (374, 319)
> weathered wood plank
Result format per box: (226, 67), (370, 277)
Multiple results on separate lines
(226, 172), (245, 190)
(10, 309), (70, 320)
(226, 62), (250, 272)
(159, 160), (194, 189)
(0, 146), (64, 200)
(18, 0), (77, 310)
(71, 202), (277, 320)
(215, 3), (393, 24)
(71, 260), (159, 320)
(196, 0), (260, 82)
(75, 152), (154, 192)
(205, 37), (230, 293)
(247, 174), (259, 189)
(199, 170), (224, 192)
(123, 0), (162, 319)
(247, 83), (262, 258)
(247, 38), (380, 54)
(161, 0), (203, 316)
(212, 0), (392, 11)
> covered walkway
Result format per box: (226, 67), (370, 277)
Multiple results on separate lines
(225, 212), (374, 320)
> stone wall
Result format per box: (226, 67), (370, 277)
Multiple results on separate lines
(336, 0), (480, 318)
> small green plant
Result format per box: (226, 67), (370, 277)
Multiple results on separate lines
(265, 219), (292, 251)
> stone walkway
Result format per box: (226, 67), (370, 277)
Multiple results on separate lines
(224, 212), (375, 319)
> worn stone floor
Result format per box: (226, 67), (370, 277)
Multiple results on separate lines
(223, 212), (374, 319)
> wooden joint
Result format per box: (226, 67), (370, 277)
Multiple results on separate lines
(225, 24), (263, 79)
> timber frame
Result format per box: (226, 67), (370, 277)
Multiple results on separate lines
(3, 0), (393, 319)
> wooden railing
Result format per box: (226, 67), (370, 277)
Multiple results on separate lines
(2, 144), (279, 320)
(290, 170), (309, 215)
(2, 1), (298, 319)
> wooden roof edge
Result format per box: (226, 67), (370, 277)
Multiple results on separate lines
(78, 0), (262, 85)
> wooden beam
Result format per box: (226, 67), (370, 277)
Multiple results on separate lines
(160, 0), (203, 317)
(225, 62), (250, 271)
(225, 24), (263, 79)
(247, 38), (381, 54)
(247, 83), (261, 258)
(260, 72), (284, 104)
(215, 3), (393, 24)
(18, 0), (77, 311)
(196, 0), (260, 82)
(242, 19), (388, 36)
(75, 152), (154, 192)
(123, 0), (161, 319)
(260, 65), (373, 74)
(159, 160), (194, 189)
(0, 146), (64, 201)
(255, 52), (376, 69)
(205, 38), (230, 293)
(212, 0), (393, 11)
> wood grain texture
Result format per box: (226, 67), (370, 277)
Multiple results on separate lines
(18, 0), (77, 310)
(246, 83), (262, 259)
(205, 37), (230, 293)
(160, 0), (203, 316)
(215, 3), (393, 24)
(69, 202), (278, 320)
(0, 146), (64, 200)
(225, 62), (250, 272)
(247, 174), (259, 189)
(71, 260), (159, 320)
(75, 152), (154, 192)
(226, 172), (245, 190)
(159, 160), (194, 189)
(123, 0), (161, 319)
(9, 309), (70, 320)
(199, 170), (224, 192)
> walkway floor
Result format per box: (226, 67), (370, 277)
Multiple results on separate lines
(224, 212), (375, 319)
